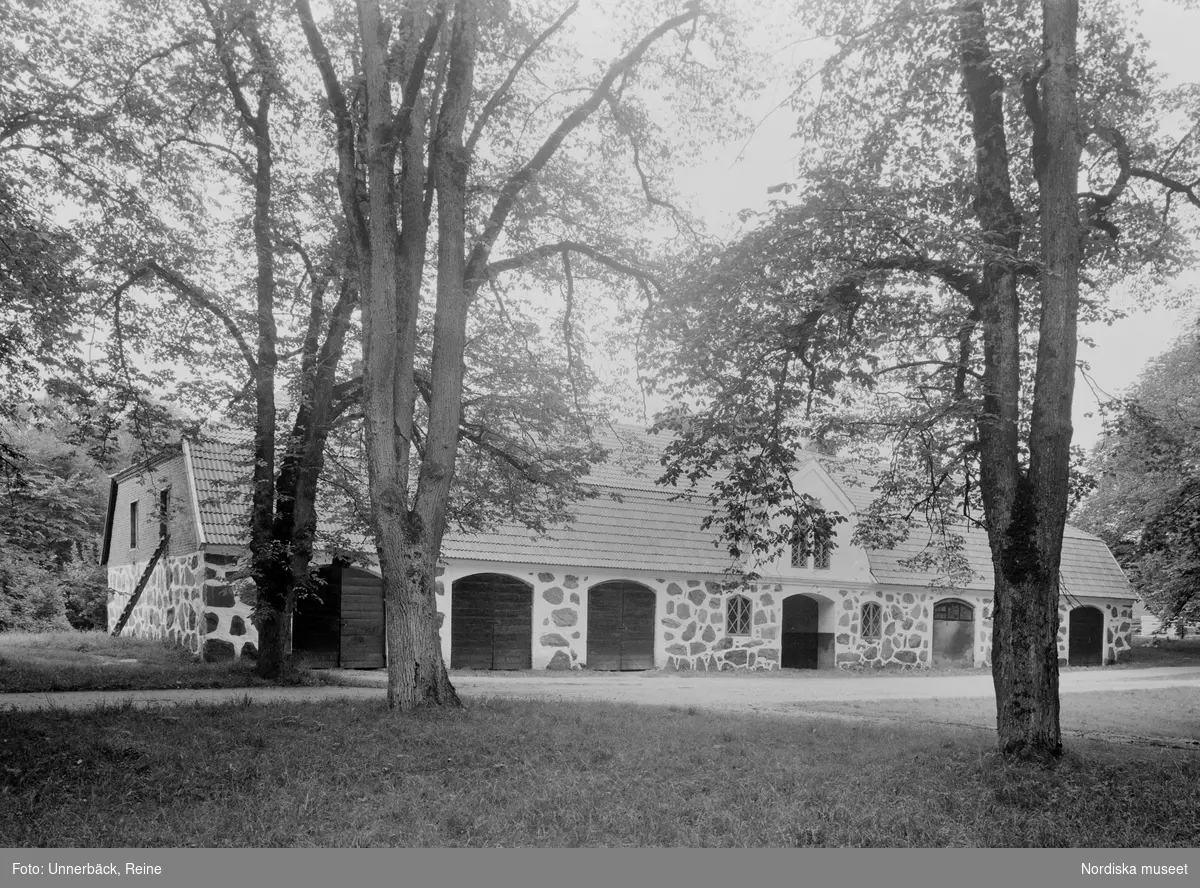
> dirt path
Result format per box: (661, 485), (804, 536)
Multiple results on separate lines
(4, 666), (1198, 718)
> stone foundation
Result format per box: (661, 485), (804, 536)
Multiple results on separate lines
(198, 552), (258, 661)
(107, 553), (205, 655)
(107, 550), (258, 661)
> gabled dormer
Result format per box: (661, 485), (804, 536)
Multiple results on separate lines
(758, 457), (875, 584)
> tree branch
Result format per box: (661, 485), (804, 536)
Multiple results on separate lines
(294, 0), (368, 258)
(125, 259), (258, 372)
(463, 6), (701, 289)
(465, 1), (579, 155)
(485, 239), (666, 295)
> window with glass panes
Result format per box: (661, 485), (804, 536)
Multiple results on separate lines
(726, 594), (752, 635)
(861, 601), (881, 639)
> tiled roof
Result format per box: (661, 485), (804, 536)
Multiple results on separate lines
(187, 433), (253, 547)
(810, 456), (1131, 596)
(177, 425), (1130, 596)
(441, 486), (731, 573)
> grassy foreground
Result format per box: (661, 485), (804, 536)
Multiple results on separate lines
(0, 632), (324, 693)
(2, 697), (1197, 847)
(794, 687), (1200, 745)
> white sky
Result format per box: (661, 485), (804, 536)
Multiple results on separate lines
(659, 0), (1200, 452)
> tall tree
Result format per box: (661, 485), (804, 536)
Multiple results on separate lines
(298, 0), (736, 709)
(1074, 323), (1200, 630)
(648, 0), (1198, 759)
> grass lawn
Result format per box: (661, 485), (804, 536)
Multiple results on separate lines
(0, 632), (327, 693)
(793, 688), (1200, 746)
(1, 697), (1197, 848)
(1125, 635), (1200, 668)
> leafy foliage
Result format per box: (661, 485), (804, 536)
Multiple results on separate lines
(647, 0), (1198, 569)
(0, 406), (118, 631)
(1075, 323), (1200, 627)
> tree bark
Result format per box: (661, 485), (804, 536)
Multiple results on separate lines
(993, 0), (1081, 760)
(958, 0), (1074, 760)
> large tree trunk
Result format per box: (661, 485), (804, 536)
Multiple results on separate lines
(958, 0), (1072, 760)
(354, 0), (461, 710)
(992, 0), (1082, 760)
(300, 0), (698, 709)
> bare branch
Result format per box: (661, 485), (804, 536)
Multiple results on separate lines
(294, 0), (368, 256)
(485, 239), (666, 295)
(127, 259), (258, 372)
(463, 6), (701, 288)
(465, 2), (579, 154)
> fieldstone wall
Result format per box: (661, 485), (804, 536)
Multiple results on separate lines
(435, 568), (767, 671)
(433, 564), (1129, 673)
(531, 571), (585, 670)
(106, 550), (258, 662)
(199, 552), (258, 662)
(661, 580), (777, 672)
(835, 589), (994, 670)
(1108, 603), (1134, 663)
(106, 554), (205, 655)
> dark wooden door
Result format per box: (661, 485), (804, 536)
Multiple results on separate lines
(339, 566), (385, 668)
(1068, 607), (1104, 666)
(292, 567), (341, 667)
(932, 599), (974, 667)
(782, 595), (819, 669)
(451, 574), (532, 670)
(587, 581), (655, 670)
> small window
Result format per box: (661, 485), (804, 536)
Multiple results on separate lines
(934, 600), (974, 622)
(813, 535), (833, 570)
(790, 524), (809, 568)
(129, 501), (139, 549)
(727, 594), (752, 636)
(159, 487), (170, 540)
(861, 602), (881, 640)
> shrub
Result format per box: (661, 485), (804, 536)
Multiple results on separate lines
(60, 563), (109, 631)
(0, 553), (71, 632)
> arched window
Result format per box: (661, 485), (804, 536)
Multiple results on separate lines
(934, 600), (974, 622)
(791, 496), (834, 570)
(726, 594), (752, 636)
(861, 601), (881, 640)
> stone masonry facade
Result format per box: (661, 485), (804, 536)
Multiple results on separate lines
(114, 556), (1132, 672)
(107, 550), (258, 662)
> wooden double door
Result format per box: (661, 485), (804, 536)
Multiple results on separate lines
(587, 581), (655, 670)
(451, 573), (533, 670)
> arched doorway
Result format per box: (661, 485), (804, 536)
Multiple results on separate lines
(782, 594), (833, 669)
(587, 580), (655, 670)
(1068, 606), (1104, 666)
(451, 573), (533, 670)
(932, 599), (975, 667)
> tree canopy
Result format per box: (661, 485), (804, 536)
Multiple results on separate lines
(1074, 320), (1200, 629)
(646, 0), (1199, 759)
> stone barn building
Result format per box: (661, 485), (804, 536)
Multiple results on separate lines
(100, 430), (1134, 671)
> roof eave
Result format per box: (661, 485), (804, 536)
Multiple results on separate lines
(182, 439), (208, 547)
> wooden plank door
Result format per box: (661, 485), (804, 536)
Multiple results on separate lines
(451, 574), (532, 670)
(588, 581), (655, 671)
(339, 566), (385, 668)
